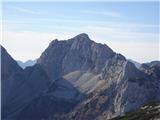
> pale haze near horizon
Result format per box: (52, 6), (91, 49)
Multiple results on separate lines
(1, 1), (159, 63)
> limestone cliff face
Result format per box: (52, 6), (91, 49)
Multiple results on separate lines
(64, 54), (160, 120)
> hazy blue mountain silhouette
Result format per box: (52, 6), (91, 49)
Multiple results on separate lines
(17, 59), (37, 69)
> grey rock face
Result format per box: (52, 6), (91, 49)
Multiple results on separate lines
(34, 33), (116, 103)
(37, 39), (72, 79)
(65, 56), (160, 120)
(37, 33), (115, 79)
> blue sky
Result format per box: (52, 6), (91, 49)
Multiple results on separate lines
(1, 1), (160, 62)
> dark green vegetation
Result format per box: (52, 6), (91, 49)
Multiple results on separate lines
(112, 101), (160, 120)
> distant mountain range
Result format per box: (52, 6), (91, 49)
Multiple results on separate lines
(128, 59), (141, 69)
(16, 59), (140, 70)
(17, 60), (37, 69)
(1, 33), (160, 120)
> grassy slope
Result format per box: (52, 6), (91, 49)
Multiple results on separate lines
(111, 101), (160, 120)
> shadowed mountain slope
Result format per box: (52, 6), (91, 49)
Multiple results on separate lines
(1, 46), (51, 119)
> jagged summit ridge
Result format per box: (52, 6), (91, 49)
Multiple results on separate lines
(49, 33), (90, 45)
(37, 33), (115, 79)
(48, 33), (112, 52)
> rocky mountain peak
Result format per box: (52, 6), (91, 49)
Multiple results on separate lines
(49, 39), (59, 46)
(2, 33), (160, 120)
(69, 33), (92, 47)
(49, 33), (90, 48)
(37, 33), (115, 79)
(73, 33), (90, 40)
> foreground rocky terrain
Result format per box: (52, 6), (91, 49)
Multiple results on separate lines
(111, 101), (160, 120)
(1, 33), (160, 120)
